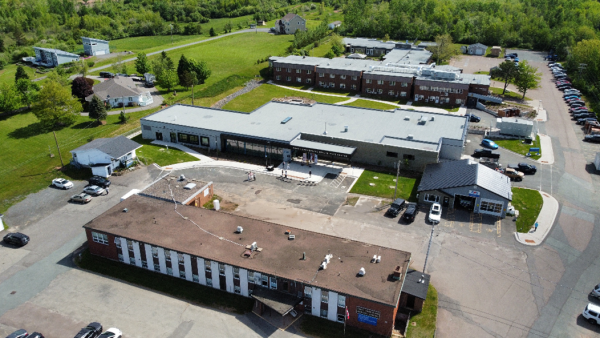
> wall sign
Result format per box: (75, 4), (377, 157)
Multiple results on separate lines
(356, 306), (380, 326)
(357, 313), (378, 326)
(468, 190), (480, 197)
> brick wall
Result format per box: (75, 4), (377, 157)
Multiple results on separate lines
(346, 296), (397, 337)
(273, 66), (316, 86)
(315, 71), (362, 92)
(361, 78), (412, 99)
(86, 229), (118, 261)
(469, 84), (490, 95)
(185, 183), (214, 208)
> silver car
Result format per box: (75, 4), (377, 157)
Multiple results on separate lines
(83, 185), (106, 196)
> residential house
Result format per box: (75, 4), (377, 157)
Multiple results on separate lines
(70, 136), (142, 177)
(32, 47), (79, 67)
(85, 76), (153, 108)
(274, 14), (306, 34)
(82, 37), (110, 56)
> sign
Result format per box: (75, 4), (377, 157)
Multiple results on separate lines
(468, 190), (480, 197)
(356, 306), (381, 319)
(357, 313), (378, 326)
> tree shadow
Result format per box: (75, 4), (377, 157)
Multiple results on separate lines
(71, 120), (99, 129)
(7, 121), (48, 139)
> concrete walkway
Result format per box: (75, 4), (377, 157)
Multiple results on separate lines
(528, 99), (547, 122)
(334, 97), (358, 105)
(514, 190), (559, 246)
(537, 134), (555, 164)
(150, 140), (214, 162)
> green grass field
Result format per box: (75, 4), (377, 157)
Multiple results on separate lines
(511, 188), (543, 233)
(494, 135), (541, 160)
(0, 108), (158, 214)
(0, 63), (39, 86)
(405, 284), (438, 338)
(132, 135), (198, 166)
(489, 86), (531, 101)
(344, 99), (398, 110)
(350, 169), (419, 201)
(222, 83), (348, 112)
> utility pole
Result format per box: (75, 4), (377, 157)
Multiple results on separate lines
(423, 223), (435, 273)
(53, 131), (64, 167)
(393, 159), (401, 200)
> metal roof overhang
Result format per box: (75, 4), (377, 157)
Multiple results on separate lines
(251, 287), (302, 316)
(290, 139), (356, 159)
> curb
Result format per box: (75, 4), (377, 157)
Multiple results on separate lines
(513, 190), (559, 246)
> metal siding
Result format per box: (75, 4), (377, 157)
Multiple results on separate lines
(327, 291), (339, 322)
(225, 265), (234, 293)
(132, 241), (142, 267)
(312, 287), (321, 316)
(211, 261), (220, 289)
(197, 258), (207, 285)
(170, 251), (179, 277)
(184, 254), (193, 281)
(240, 268), (249, 297)
(157, 247), (167, 274)
(144, 244), (154, 271)
(120, 238), (129, 263)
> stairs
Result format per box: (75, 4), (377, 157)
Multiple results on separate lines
(468, 92), (503, 104)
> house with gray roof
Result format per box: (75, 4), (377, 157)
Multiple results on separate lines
(82, 37), (110, 56)
(463, 43), (488, 56)
(70, 136), (142, 177)
(86, 76), (153, 108)
(32, 47), (80, 67)
(274, 13), (306, 34)
(417, 159), (512, 217)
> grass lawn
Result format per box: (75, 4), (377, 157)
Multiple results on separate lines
(0, 63), (38, 86)
(494, 134), (541, 160)
(511, 188), (543, 233)
(222, 84), (348, 112)
(344, 99), (398, 110)
(489, 87), (531, 101)
(132, 135), (198, 166)
(406, 284), (438, 338)
(410, 101), (460, 112)
(0, 108), (159, 214)
(349, 169), (419, 201)
(300, 315), (383, 338)
(77, 248), (253, 314)
(475, 71), (490, 75)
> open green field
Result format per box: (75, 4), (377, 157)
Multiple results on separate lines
(0, 63), (39, 86)
(132, 135), (198, 166)
(350, 169), (419, 201)
(344, 99), (398, 110)
(489, 86), (531, 101)
(108, 34), (205, 54)
(222, 83), (348, 112)
(511, 187), (543, 233)
(406, 284), (438, 338)
(494, 135), (541, 160)
(0, 108), (158, 214)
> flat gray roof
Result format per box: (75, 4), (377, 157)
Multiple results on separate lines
(34, 47), (79, 57)
(382, 49), (432, 65)
(343, 37), (398, 50)
(142, 102), (468, 152)
(289, 139), (356, 155)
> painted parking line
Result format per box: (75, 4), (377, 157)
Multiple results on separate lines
(496, 218), (502, 237)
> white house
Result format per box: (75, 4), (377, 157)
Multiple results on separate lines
(70, 136), (142, 177)
(85, 76), (153, 108)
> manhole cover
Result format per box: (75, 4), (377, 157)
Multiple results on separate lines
(255, 190), (262, 195)
(287, 199), (302, 204)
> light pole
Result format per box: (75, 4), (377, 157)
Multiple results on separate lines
(393, 159), (401, 200)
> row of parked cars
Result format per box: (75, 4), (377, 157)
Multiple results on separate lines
(5, 323), (122, 338)
(549, 62), (600, 143)
(385, 198), (442, 225)
(471, 139), (537, 181)
(51, 176), (111, 204)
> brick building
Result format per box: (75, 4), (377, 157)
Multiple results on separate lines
(139, 173), (214, 208)
(84, 195), (424, 337)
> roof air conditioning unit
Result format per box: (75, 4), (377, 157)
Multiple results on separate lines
(236, 226), (243, 233)
(407, 134), (414, 139)
(358, 267), (366, 276)
(251, 242), (257, 251)
(376, 255), (381, 263)
(320, 262), (328, 270)
(372, 255), (377, 263)
(344, 125), (349, 132)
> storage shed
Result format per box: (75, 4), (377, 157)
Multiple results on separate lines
(496, 117), (534, 137)
(490, 46), (502, 57)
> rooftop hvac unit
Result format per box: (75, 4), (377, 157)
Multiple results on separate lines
(236, 226), (243, 233)
(344, 125), (348, 132)
(372, 255), (377, 263)
(320, 261), (328, 269)
(376, 255), (381, 263)
(358, 267), (366, 276)
(407, 134), (414, 139)
(184, 183), (197, 190)
(179, 174), (186, 181)
(251, 242), (257, 251)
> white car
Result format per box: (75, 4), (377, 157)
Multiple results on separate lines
(52, 178), (73, 190)
(583, 303), (600, 325)
(83, 185), (106, 196)
(428, 203), (442, 224)
(99, 328), (123, 338)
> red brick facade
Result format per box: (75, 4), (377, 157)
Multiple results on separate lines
(346, 295), (397, 337)
(184, 183), (214, 208)
(86, 229), (118, 261)
(273, 66), (316, 86)
(315, 69), (362, 92)
(362, 74), (413, 99)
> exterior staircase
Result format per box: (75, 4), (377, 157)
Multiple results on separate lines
(468, 92), (503, 104)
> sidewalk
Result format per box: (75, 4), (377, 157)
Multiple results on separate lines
(514, 190), (559, 246)
(537, 134), (554, 164)
(150, 140), (214, 162)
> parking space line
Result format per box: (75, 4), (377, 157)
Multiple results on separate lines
(496, 218), (502, 237)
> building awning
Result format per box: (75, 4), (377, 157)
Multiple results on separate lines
(290, 139), (356, 159)
(251, 287), (302, 316)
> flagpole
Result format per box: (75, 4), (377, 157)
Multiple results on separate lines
(344, 306), (348, 335)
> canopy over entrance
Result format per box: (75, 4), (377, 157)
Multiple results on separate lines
(290, 139), (356, 159)
(251, 287), (302, 316)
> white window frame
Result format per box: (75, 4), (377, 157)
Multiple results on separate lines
(129, 256), (135, 265)
(270, 276), (277, 289)
(248, 271), (255, 282)
(219, 263), (225, 275)
(329, 82), (335, 88)
(206, 277), (213, 287)
(234, 267), (240, 279)
(164, 249), (171, 261)
(178, 253), (184, 265)
(234, 285), (241, 294)
(352, 76), (358, 80)
(306, 78), (312, 83)
(424, 194), (440, 203)
(286, 76), (291, 81)
(340, 83), (346, 89)
(92, 232), (108, 245)
(402, 82), (408, 87)
(338, 295), (346, 307)
(378, 89), (383, 94)
(366, 79), (372, 84)
(319, 73), (324, 77)
(179, 269), (186, 278)
(456, 99), (463, 104)
(388, 90), (395, 96)
(377, 80), (383, 85)
(306, 70), (312, 74)
(193, 274), (199, 282)
(340, 75), (346, 79)
(276, 67), (281, 71)
(351, 84), (357, 90)
(276, 75), (281, 80)
(401, 92), (407, 97)
(390, 81), (396, 86)
(296, 69), (301, 73)
(205, 260), (211, 272)
(287, 68), (291, 73)
(167, 267), (173, 275)
(329, 74), (335, 79)
(321, 292), (329, 303)
(304, 286), (312, 298)
(126, 240), (133, 251)
(297, 77), (302, 82)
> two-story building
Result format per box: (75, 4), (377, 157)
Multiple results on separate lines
(82, 37), (110, 56)
(413, 69), (490, 107)
(32, 47), (80, 67)
(274, 13), (306, 34)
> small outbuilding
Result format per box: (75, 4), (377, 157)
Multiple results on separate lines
(496, 117), (534, 137)
(328, 21), (342, 29)
(490, 46), (502, 57)
(398, 269), (430, 313)
(70, 136), (142, 177)
(417, 159), (512, 218)
(82, 37), (110, 56)
(462, 43), (488, 56)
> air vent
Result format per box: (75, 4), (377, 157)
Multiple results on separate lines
(184, 183), (196, 190)
(404, 116), (410, 121)
(281, 117), (292, 124)
(407, 134), (414, 139)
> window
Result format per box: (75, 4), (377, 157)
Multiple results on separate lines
(401, 92), (407, 97)
(286, 76), (291, 81)
(456, 99), (463, 104)
(378, 89), (383, 94)
(337, 314), (345, 322)
(127, 240), (133, 251)
(296, 69), (301, 73)
(306, 70), (312, 74)
(329, 74), (335, 79)
(377, 80), (383, 85)
(480, 201), (503, 213)
(200, 136), (209, 147)
(390, 81), (396, 86)
(338, 295), (346, 307)
(142, 260), (148, 268)
(366, 88), (372, 93)
(152, 247), (158, 258)
(340, 83), (346, 89)
(128, 97), (133, 101)
(154, 263), (160, 271)
(193, 274), (199, 282)
(129, 256), (135, 265)
(165, 250), (171, 261)
(206, 278), (213, 287)
(366, 79), (372, 84)
(403, 154), (415, 160)
(340, 75), (346, 79)
(179, 270), (186, 278)
(420, 85), (429, 90)
(219, 263), (225, 275)
(304, 286), (312, 298)
(425, 194), (440, 203)
(306, 78), (312, 84)
(91, 232), (108, 245)
(270, 277), (277, 289)
(386, 152), (398, 158)
(234, 267), (240, 279)
(275, 67), (281, 71)
(167, 267), (173, 275)
(321, 292), (329, 303)
(248, 271), (255, 282)
(178, 253), (184, 264)
(262, 275), (268, 287)
(305, 307), (312, 314)
(178, 133), (199, 145)
(352, 76), (358, 80)
(276, 75), (281, 80)
(118, 254), (123, 262)
(297, 77), (302, 83)
(287, 68), (291, 73)
(351, 85), (357, 90)
(319, 81), (325, 86)
(234, 285), (241, 294)
(329, 82), (335, 88)
(402, 82), (408, 87)
(319, 73), (324, 77)
(321, 309), (328, 317)
(115, 237), (121, 248)
(388, 90), (395, 96)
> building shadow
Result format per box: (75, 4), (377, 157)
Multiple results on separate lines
(576, 314), (600, 333)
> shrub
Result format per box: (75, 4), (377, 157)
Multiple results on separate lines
(87, 60), (95, 67)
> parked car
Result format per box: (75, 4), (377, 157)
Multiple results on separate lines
(428, 203), (442, 224)
(557, 85), (572, 91)
(83, 185), (106, 196)
(570, 107), (589, 113)
(99, 71), (114, 78)
(577, 118), (598, 125)
(566, 98), (584, 103)
(556, 81), (571, 86)
(591, 283), (600, 298)
(564, 91), (581, 96)
(70, 193), (92, 204)
(466, 113), (481, 122)
(52, 178), (74, 189)
(573, 113), (595, 120)
(88, 176), (111, 188)
(508, 163), (537, 174)
(74, 322), (103, 338)
(585, 134), (600, 142)
(479, 160), (502, 170)
(506, 53), (518, 58)
(472, 149), (500, 159)
(481, 139), (499, 149)
(502, 168), (524, 182)
(569, 102), (586, 108)
(98, 328), (122, 338)
(5, 330), (28, 338)
(564, 95), (580, 100)
(583, 303), (600, 325)
(3, 232), (30, 247)
(402, 203), (419, 223)
(385, 198), (406, 218)
(27, 333), (46, 338)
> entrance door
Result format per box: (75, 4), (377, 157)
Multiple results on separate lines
(170, 132), (177, 143)
(156, 132), (163, 141)
(443, 197), (449, 207)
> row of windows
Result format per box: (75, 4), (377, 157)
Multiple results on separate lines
(318, 81), (357, 90)
(304, 286), (346, 307)
(92, 232), (108, 245)
(276, 75), (313, 84)
(365, 79), (409, 87)
(276, 67), (312, 75)
(386, 152), (416, 160)
(480, 201), (503, 213)
(365, 88), (408, 97)
(418, 85), (464, 94)
(318, 73), (358, 80)
(415, 95), (463, 105)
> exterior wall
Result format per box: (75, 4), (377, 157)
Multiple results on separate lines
(83, 38), (110, 56)
(346, 295), (396, 337)
(141, 120), (222, 151)
(56, 54), (80, 65)
(469, 84), (490, 96)
(282, 16), (306, 34)
(413, 81), (469, 106)
(497, 119), (534, 137)
(86, 229), (119, 261)
(418, 186), (509, 217)
(184, 183), (214, 207)
(315, 70), (362, 92)
(361, 76), (413, 99)
(106, 93), (153, 108)
(273, 66), (316, 86)
(398, 292), (424, 312)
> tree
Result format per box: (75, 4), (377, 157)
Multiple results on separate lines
(0, 83), (21, 113)
(514, 61), (541, 99)
(330, 34), (344, 56)
(0, 37), (4, 53)
(497, 61), (517, 94)
(325, 49), (335, 59)
(32, 81), (83, 129)
(46, 70), (70, 87)
(15, 66), (29, 83)
(224, 21), (232, 33)
(177, 55), (211, 87)
(112, 54), (127, 74)
(177, 55), (191, 86)
(152, 52), (178, 92)
(179, 70), (195, 89)
(135, 52), (151, 75)
(88, 95), (107, 123)
(427, 34), (458, 64)
(119, 110), (129, 124)
(209, 27), (217, 37)
(71, 77), (93, 100)
(15, 79), (39, 108)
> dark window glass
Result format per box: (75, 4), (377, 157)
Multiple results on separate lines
(201, 137), (209, 146)
(403, 154), (415, 160)
(386, 152), (398, 158)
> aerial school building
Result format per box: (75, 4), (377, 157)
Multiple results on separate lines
(84, 194), (429, 336)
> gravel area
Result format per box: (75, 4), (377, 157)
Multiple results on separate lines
(211, 79), (263, 109)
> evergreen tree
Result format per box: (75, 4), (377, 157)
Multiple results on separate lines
(88, 95), (107, 123)
(209, 27), (217, 36)
(15, 66), (29, 83)
(0, 37), (5, 53)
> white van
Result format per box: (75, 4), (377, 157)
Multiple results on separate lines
(583, 303), (600, 325)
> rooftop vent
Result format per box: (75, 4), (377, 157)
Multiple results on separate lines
(288, 234), (295, 240)
(178, 174), (186, 181)
(419, 115), (427, 124)
(393, 265), (403, 280)
(184, 183), (196, 190)
(251, 242), (257, 251)
(376, 255), (381, 263)
(430, 116), (435, 121)
(358, 267), (366, 276)
(372, 255), (377, 263)
(236, 226), (243, 233)
(281, 116), (292, 124)
(407, 134), (414, 139)
(123, 208), (128, 213)
(344, 125), (348, 132)
(404, 116), (410, 121)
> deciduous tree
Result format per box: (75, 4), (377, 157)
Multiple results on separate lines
(0, 83), (21, 113)
(497, 61), (517, 94)
(153, 51), (178, 92)
(71, 77), (94, 100)
(32, 81), (83, 129)
(514, 61), (541, 99)
(15, 79), (39, 108)
(135, 52), (151, 75)
(427, 34), (458, 64)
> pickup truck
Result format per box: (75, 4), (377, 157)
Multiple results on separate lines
(472, 149), (500, 159)
(508, 163), (537, 175)
(503, 168), (524, 181)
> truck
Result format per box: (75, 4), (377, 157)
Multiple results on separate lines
(502, 168), (524, 182)
(472, 149), (500, 159)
